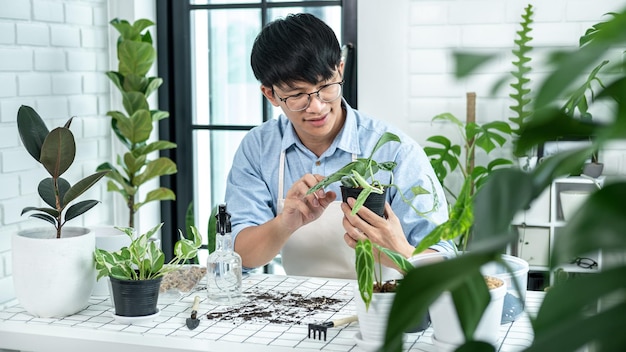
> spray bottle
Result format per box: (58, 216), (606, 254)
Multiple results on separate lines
(206, 204), (243, 305)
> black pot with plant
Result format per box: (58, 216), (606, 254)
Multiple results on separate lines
(94, 223), (202, 317)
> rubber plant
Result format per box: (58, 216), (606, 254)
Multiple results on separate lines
(96, 18), (177, 228)
(382, 6), (626, 352)
(17, 105), (109, 239)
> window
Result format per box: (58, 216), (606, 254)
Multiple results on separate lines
(156, 0), (357, 261)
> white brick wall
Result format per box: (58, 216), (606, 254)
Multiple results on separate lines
(359, 0), (626, 177)
(0, 0), (112, 308)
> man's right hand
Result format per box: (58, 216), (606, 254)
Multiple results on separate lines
(279, 174), (336, 232)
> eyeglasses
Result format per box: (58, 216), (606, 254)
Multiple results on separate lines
(274, 81), (344, 112)
(571, 257), (598, 269)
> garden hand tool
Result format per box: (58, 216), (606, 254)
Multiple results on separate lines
(307, 315), (358, 341)
(186, 296), (201, 330)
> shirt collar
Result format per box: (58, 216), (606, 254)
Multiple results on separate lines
(280, 99), (362, 156)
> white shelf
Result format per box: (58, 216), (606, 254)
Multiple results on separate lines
(510, 176), (603, 287)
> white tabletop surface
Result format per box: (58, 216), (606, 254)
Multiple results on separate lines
(0, 274), (539, 352)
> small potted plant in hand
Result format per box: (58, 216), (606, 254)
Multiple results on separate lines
(93, 223), (202, 318)
(307, 131), (436, 217)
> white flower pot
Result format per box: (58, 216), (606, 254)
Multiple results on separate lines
(429, 278), (507, 350)
(92, 226), (132, 296)
(560, 190), (591, 221)
(12, 227), (96, 318)
(353, 285), (396, 349)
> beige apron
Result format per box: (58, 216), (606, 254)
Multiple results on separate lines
(277, 151), (402, 280)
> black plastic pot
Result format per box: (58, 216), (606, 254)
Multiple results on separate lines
(340, 186), (387, 217)
(109, 276), (162, 317)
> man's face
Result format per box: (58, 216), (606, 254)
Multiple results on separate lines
(261, 66), (345, 146)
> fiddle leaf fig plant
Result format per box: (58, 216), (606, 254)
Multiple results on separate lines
(96, 18), (177, 228)
(17, 105), (109, 239)
(94, 222), (202, 281)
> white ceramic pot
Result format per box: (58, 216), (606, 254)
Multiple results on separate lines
(429, 277), (507, 349)
(92, 226), (132, 296)
(12, 227), (96, 318)
(481, 254), (529, 322)
(560, 190), (591, 221)
(353, 285), (396, 349)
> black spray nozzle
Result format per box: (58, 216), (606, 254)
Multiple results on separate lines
(216, 204), (231, 235)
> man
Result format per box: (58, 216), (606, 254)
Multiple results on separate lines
(225, 13), (453, 279)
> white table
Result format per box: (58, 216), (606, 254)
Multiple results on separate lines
(0, 274), (538, 352)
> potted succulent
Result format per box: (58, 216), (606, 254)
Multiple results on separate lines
(96, 18), (177, 229)
(383, 6), (626, 352)
(93, 222), (201, 318)
(307, 131), (436, 217)
(14, 105), (108, 318)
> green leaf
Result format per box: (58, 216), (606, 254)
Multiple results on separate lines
(355, 239), (375, 310)
(124, 109), (152, 144)
(133, 157), (177, 186)
(134, 187), (176, 211)
(122, 74), (148, 93)
(122, 91), (150, 118)
(118, 40), (155, 77)
(123, 151), (146, 175)
(64, 200), (100, 222)
(40, 127), (75, 178)
(38, 177), (70, 209)
(145, 78), (164, 98)
(62, 171), (108, 206)
(28, 213), (57, 226)
(368, 132), (400, 161)
(453, 52), (497, 78)
(105, 71), (124, 92)
(384, 252), (496, 352)
(376, 244), (413, 274)
(133, 141), (176, 156)
(21, 206), (59, 218)
(207, 205), (218, 254)
(17, 105), (49, 162)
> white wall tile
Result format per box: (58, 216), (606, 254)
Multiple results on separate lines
(0, 22), (15, 44)
(67, 50), (98, 71)
(51, 73), (82, 95)
(0, 48), (33, 71)
(16, 23), (50, 46)
(18, 73), (52, 96)
(65, 3), (93, 25)
(0, 74), (17, 97)
(50, 25), (80, 47)
(0, 0), (30, 20)
(33, 0), (65, 23)
(35, 50), (66, 71)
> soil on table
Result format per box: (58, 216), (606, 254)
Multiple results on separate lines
(204, 289), (350, 325)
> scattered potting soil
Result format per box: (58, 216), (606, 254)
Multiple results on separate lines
(205, 290), (349, 325)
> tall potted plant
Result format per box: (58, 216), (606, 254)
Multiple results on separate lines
(97, 18), (177, 229)
(14, 105), (108, 318)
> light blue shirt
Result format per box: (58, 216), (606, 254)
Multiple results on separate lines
(225, 101), (454, 267)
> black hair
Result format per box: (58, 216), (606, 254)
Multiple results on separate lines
(250, 13), (342, 88)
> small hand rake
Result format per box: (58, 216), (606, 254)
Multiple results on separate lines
(307, 315), (358, 341)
